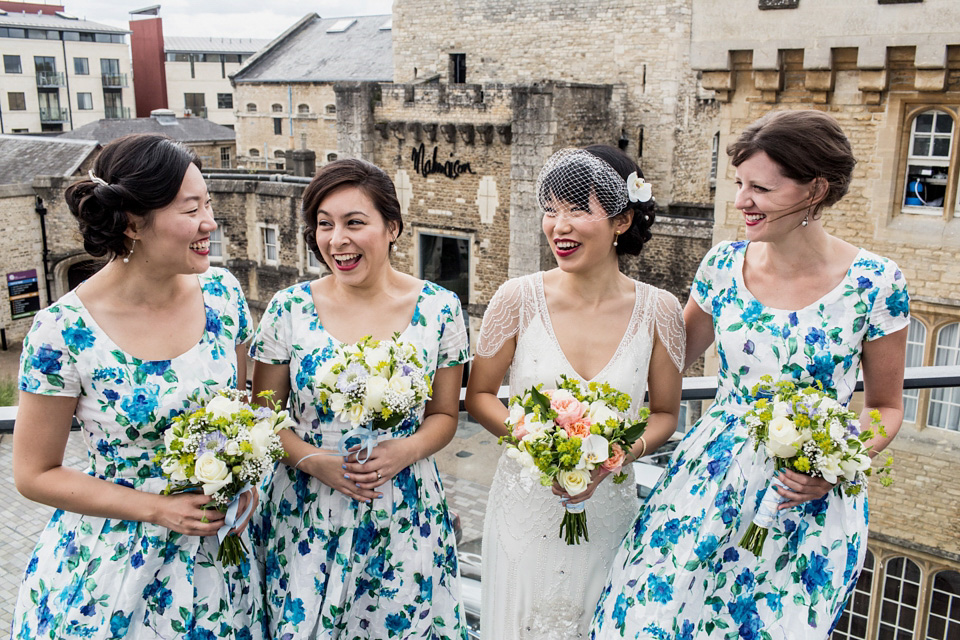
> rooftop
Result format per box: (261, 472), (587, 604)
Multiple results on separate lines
(232, 13), (392, 84)
(0, 135), (97, 186)
(0, 10), (128, 34)
(164, 36), (271, 55)
(59, 111), (236, 145)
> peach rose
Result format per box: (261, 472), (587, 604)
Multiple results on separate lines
(549, 389), (586, 427)
(564, 419), (591, 439)
(602, 443), (627, 475)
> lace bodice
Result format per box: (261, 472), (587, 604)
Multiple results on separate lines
(478, 272), (684, 640)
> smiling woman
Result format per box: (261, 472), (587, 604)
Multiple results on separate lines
(10, 133), (262, 637)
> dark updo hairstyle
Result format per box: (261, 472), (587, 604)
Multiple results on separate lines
(65, 134), (201, 259)
(537, 145), (655, 256)
(301, 158), (404, 267)
(726, 110), (856, 218)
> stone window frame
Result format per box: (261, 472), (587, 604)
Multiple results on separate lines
(413, 227), (473, 309)
(832, 549), (875, 640)
(249, 148), (260, 158)
(297, 103), (310, 115)
(246, 102), (257, 113)
(259, 223), (279, 266)
(219, 146), (231, 169)
(902, 317), (927, 424)
(927, 570), (960, 638)
(271, 103), (283, 113)
(927, 321), (960, 431)
(896, 313), (960, 432)
(324, 103), (337, 118)
(895, 105), (959, 220)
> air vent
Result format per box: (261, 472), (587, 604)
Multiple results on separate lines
(379, 19), (392, 31)
(326, 19), (356, 33)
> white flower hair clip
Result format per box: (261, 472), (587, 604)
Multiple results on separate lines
(627, 172), (652, 203)
(88, 169), (109, 187)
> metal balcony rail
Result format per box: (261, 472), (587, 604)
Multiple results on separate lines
(35, 71), (65, 87)
(104, 106), (131, 119)
(39, 106), (69, 122)
(101, 73), (128, 88)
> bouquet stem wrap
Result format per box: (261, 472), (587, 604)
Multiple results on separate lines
(739, 470), (788, 556)
(560, 500), (589, 545)
(215, 483), (255, 565)
(335, 423), (378, 463)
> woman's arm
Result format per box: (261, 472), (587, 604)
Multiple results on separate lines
(236, 343), (248, 392)
(683, 298), (715, 372)
(346, 364), (464, 491)
(464, 338), (515, 439)
(13, 392), (225, 536)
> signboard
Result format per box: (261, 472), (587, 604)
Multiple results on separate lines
(7, 269), (41, 320)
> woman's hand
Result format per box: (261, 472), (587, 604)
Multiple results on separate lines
(299, 449), (380, 503)
(342, 439), (418, 492)
(227, 488), (258, 536)
(551, 466), (612, 505)
(775, 469), (836, 510)
(152, 492), (227, 537)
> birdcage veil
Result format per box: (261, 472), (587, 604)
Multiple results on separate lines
(536, 148), (653, 220)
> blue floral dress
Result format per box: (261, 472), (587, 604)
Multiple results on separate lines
(249, 280), (470, 639)
(12, 268), (263, 639)
(592, 241), (910, 640)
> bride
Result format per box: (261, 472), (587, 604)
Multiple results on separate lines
(465, 146), (685, 638)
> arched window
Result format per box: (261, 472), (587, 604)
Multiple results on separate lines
(248, 148), (260, 157)
(326, 153), (338, 162)
(902, 109), (955, 215)
(927, 570), (960, 639)
(832, 549), (874, 640)
(246, 103), (257, 113)
(271, 103), (283, 113)
(928, 322), (960, 430)
(878, 557), (922, 638)
(273, 150), (285, 158)
(297, 103), (310, 114)
(903, 318), (927, 423)
(325, 104), (336, 115)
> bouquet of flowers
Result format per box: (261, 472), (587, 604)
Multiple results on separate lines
(154, 388), (293, 565)
(314, 333), (431, 460)
(501, 375), (649, 545)
(739, 375), (893, 556)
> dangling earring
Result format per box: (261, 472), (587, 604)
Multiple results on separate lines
(613, 231), (620, 247)
(801, 208), (810, 227)
(123, 239), (137, 263)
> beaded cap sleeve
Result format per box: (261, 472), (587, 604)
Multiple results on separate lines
(475, 276), (539, 358)
(653, 288), (686, 372)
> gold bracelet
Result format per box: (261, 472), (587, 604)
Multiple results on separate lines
(637, 435), (647, 461)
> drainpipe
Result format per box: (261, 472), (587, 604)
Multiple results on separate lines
(35, 196), (53, 304)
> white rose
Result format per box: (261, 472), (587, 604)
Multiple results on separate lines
(580, 434), (610, 466)
(363, 375), (389, 411)
(772, 401), (791, 419)
(249, 421), (275, 458)
(828, 419), (846, 442)
(765, 416), (803, 458)
(206, 395), (243, 420)
(224, 439), (241, 456)
(820, 454), (843, 484)
(161, 458), (188, 482)
(364, 345), (392, 370)
(586, 401), (619, 429)
(194, 451), (232, 495)
(346, 403), (366, 426)
(388, 374), (412, 396)
(558, 469), (591, 496)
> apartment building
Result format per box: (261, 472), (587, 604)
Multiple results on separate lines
(0, 2), (133, 133)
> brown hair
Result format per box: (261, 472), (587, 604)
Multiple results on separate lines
(727, 110), (856, 216)
(301, 158), (404, 266)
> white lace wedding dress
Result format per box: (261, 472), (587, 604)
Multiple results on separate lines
(477, 272), (685, 639)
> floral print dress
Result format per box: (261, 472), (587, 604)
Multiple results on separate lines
(249, 280), (470, 639)
(592, 241), (910, 640)
(12, 268), (263, 639)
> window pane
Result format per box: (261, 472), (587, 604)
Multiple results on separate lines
(932, 137), (951, 157)
(934, 114), (954, 134)
(912, 137), (931, 157)
(878, 557), (921, 639)
(8, 92), (26, 110)
(915, 113), (933, 132)
(74, 57), (89, 75)
(217, 93), (233, 109)
(419, 234), (470, 307)
(927, 571), (960, 639)
(928, 323), (960, 430)
(3, 55), (21, 73)
(209, 227), (222, 258)
(77, 93), (92, 110)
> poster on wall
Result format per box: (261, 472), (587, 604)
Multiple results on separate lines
(7, 269), (41, 320)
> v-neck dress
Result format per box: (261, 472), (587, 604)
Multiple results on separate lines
(476, 272), (686, 639)
(12, 267), (262, 639)
(591, 240), (910, 639)
(249, 279), (470, 639)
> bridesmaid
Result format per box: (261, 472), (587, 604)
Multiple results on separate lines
(12, 133), (261, 638)
(250, 158), (469, 638)
(593, 110), (908, 639)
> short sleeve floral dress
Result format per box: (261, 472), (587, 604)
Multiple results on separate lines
(249, 280), (470, 639)
(12, 267), (263, 639)
(592, 241), (910, 639)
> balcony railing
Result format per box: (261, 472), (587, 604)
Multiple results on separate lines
(101, 73), (128, 88)
(104, 106), (130, 119)
(39, 106), (69, 122)
(35, 71), (65, 87)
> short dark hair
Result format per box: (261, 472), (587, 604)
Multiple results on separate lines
(727, 110), (856, 214)
(64, 134), (201, 259)
(301, 158), (404, 266)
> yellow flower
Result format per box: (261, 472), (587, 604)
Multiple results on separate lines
(794, 456), (811, 472)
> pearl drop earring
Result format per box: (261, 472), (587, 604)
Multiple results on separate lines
(123, 239), (137, 263)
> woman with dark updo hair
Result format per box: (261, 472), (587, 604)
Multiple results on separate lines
(464, 145), (685, 637)
(12, 133), (262, 637)
(593, 110), (908, 639)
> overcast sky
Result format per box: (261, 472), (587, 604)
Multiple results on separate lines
(19, 1), (393, 39)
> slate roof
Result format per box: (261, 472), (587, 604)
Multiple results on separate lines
(164, 36), (270, 55)
(59, 115), (236, 145)
(0, 11), (128, 34)
(0, 135), (98, 185)
(231, 13), (392, 84)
